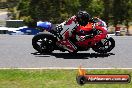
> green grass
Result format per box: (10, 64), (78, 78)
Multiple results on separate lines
(0, 69), (131, 88)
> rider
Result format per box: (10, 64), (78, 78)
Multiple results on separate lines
(54, 11), (91, 52)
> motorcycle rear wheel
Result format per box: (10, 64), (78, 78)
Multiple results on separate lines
(32, 33), (56, 53)
(92, 37), (115, 53)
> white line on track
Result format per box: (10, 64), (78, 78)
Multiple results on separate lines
(0, 67), (132, 70)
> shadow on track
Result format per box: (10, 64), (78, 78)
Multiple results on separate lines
(31, 52), (115, 59)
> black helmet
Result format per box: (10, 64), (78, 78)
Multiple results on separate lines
(76, 11), (90, 26)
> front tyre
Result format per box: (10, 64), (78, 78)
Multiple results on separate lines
(92, 37), (115, 53)
(32, 33), (56, 53)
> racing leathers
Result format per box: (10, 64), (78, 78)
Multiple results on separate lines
(55, 16), (78, 52)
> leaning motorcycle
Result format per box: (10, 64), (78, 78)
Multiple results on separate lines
(32, 21), (115, 54)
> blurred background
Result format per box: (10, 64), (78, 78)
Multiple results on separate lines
(0, 0), (132, 35)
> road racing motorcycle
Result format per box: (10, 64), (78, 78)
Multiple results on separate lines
(32, 20), (115, 54)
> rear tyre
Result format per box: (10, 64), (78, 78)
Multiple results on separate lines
(92, 37), (115, 53)
(32, 33), (56, 53)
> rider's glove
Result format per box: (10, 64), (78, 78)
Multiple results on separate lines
(89, 18), (97, 23)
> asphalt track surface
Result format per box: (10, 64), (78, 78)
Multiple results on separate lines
(0, 35), (132, 68)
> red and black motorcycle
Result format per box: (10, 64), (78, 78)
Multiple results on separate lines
(32, 21), (115, 54)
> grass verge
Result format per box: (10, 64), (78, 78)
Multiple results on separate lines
(0, 69), (131, 88)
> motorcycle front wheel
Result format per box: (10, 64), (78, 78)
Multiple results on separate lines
(32, 33), (56, 53)
(92, 37), (115, 53)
